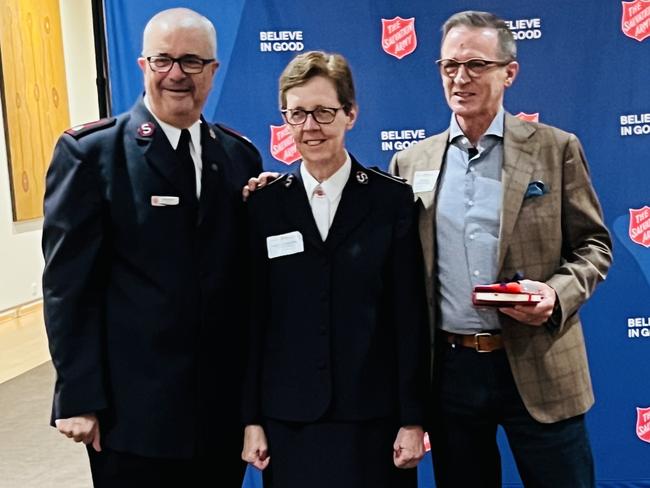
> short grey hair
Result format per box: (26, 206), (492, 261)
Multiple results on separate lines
(442, 11), (516, 61)
(142, 8), (217, 59)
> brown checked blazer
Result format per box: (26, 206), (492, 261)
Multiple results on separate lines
(389, 113), (612, 423)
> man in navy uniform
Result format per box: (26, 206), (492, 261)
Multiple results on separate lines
(42, 8), (261, 487)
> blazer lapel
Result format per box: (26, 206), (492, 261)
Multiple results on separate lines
(197, 121), (226, 226)
(415, 133), (448, 281)
(325, 157), (371, 252)
(497, 114), (538, 273)
(282, 166), (325, 251)
(129, 100), (185, 196)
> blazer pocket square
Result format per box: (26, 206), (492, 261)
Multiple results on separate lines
(524, 181), (547, 199)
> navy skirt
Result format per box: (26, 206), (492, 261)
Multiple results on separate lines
(262, 416), (417, 488)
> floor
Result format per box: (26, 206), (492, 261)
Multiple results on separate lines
(0, 304), (93, 487)
(0, 303), (51, 384)
(0, 305), (435, 488)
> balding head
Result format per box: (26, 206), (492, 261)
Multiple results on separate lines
(143, 8), (217, 59)
(137, 8), (219, 128)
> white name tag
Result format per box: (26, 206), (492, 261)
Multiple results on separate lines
(266, 231), (304, 259)
(412, 170), (439, 193)
(151, 196), (180, 206)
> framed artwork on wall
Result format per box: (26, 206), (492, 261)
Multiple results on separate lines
(0, 0), (70, 221)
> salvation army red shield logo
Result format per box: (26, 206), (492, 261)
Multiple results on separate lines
(636, 407), (650, 443)
(270, 124), (300, 165)
(515, 112), (539, 123)
(629, 206), (650, 247)
(622, 0), (650, 42)
(381, 17), (417, 59)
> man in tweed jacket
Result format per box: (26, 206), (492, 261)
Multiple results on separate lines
(389, 11), (612, 488)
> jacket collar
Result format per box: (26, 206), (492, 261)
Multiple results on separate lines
(282, 154), (371, 251)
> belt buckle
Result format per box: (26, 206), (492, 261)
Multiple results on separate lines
(474, 332), (492, 353)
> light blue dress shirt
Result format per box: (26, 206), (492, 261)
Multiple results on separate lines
(436, 108), (505, 334)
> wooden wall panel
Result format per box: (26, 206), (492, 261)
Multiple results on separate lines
(0, 0), (70, 221)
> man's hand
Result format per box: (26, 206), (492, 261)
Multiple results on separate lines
(242, 172), (279, 201)
(393, 425), (425, 469)
(242, 424), (270, 470)
(55, 413), (101, 452)
(499, 279), (556, 326)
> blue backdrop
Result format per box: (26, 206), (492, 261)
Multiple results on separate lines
(104, 1), (650, 486)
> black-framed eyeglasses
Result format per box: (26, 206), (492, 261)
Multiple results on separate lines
(281, 106), (345, 126)
(146, 55), (216, 74)
(435, 58), (512, 78)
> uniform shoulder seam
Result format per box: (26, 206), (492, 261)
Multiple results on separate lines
(214, 123), (257, 151)
(367, 166), (408, 184)
(249, 174), (291, 202)
(264, 173), (290, 188)
(65, 117), (117, 139)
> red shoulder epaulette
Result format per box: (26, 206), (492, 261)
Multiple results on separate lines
(65, 117), (116, 139)
(215, 122), (249, 141)
(214, 123), (258, 152)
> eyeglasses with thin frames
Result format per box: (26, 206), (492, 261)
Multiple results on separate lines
(435, 58), (513, 78)
(146, 55), (216, 75)
(281, 106), (346, 126)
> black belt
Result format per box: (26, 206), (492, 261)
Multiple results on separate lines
(440, 330), (503, 353)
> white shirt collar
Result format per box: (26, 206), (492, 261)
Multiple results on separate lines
(300, 151), (352, 202)
(143, 95), (202, 150)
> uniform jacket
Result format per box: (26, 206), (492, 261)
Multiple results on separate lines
(42, 98), (262, 457)
(242, 157), (430, 427)
(389, 113), (612, 423)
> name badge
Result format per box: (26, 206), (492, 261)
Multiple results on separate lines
(151, 196), (180, 206)
(266, 231), (304, 259)
(412, 170), (439, 193)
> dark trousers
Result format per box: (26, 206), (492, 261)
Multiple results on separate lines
(87, 446), (246, 488)
(430, 339), (595, 488)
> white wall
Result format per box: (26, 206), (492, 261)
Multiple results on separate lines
(0, 0), (98, 311)
(59, 0), (101, 127)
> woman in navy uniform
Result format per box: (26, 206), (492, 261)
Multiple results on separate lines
(241, 51), (430, 488)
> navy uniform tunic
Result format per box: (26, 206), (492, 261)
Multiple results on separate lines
(243, 156), (430, 488)
(42, 98), (262, 478)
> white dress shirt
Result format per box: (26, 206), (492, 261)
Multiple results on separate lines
(144, 95), (202, 197)
(300, 152), (351, 240)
